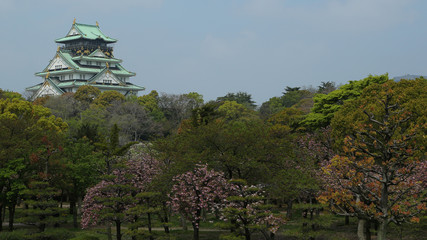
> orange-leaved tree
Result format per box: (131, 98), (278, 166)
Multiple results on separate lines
(319, 79), (427, 240)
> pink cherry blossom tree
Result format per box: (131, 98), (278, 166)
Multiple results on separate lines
(169, 163), (229, 240)
(82, 144), (161, 240)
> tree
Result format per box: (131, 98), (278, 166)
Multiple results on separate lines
(43, 93), (81, 121)
(137, 90), (165, 121)
(266, 110), (327, 219)
(0, 98), (67, 231)
(20, 181), (67, 232)
(281, 87), (313, 109)
(107, 101), (161, 142)
(219, 179), (285, 240)
(158, 118), (279, 182)
(0, 89), (24, 100)
(217, 101), (259, 121)
(317, 81), (337, 94)
(82, 143), (161, 240)
(217, 92), (256, 109)
(259, 87), (313, 117)
(302, 74), (389, 129)
(62, 138), (103, 228)
(93, 90), (125, 107)
(319, 79), (427, 240)
(157, 92), (204, 133)
(74, 85), (101, 104)
(169, 164), (229, 240)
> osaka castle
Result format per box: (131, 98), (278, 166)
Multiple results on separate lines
(26, 20), (144, 99)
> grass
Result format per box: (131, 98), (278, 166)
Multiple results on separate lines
(1, 205), (426, 240)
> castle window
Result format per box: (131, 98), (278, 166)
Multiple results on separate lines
(96, 62), (101, 66)
(69, 74), (73, 80)
(60, 75), (65, 80)
(55, 65), (61, 70)
(87, 61), (92, 65)
(80, 74), (86, 80)
(103, 79), (112, 84)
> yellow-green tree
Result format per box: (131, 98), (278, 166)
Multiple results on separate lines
(0, 98), (67, 231)
(74, 85), (101, 104)
(93, 90), (125, 107)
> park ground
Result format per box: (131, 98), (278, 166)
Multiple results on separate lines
(1, 203), (426, 240)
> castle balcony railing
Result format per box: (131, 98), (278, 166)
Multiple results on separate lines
(60, 45), (113, 52)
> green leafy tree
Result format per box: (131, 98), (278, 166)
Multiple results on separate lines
(317, 81), (337, 94)
(93, 90), (125, 107)
(302, 74), (389, 129)
(0, 89), (24, 100)
(62, 138), (103, 228)
(281, 87), (313, 108)
(260, 87), (313, 117)
(217, 92), (256, 109)
(20, 181), (67, 232)
(0, 98), (67, 231)
(217, 101), (259, 121)
(74, 85), (101, 104)
(137, 90), (165, 121)
(219, 179), (285, 240)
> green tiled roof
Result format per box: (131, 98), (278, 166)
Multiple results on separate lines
(116, 64), (136, 76)
(59, 51), (80, 68)
(72, 56), (122, 63)
(36, 66), (135, 77)
(91, 83), (145, 91)
(26, 83), (43, 91)
(46, 78), (65, 94)
(35, 69), (75, 76)
(36, 50), (135, 77)
(55, 23), (117, 43)
(27, 80), (144, 93)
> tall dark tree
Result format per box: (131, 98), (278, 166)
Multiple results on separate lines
(217, 92), (256, 109)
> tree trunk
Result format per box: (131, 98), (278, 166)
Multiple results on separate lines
(345, 215), (350, 225)
(107, 223), (112, 240)
(357, 219), (370, 240)
(365, 220), (371, 240)
(8, 204), (15, 231)
(260, 230), (271, 240)
(116, 220), (122, 240)
(60, 189), (64, 208)
(377, 221), (387, 240)
(77, 197), (82, 215)
(0, 205), (3, 232)
(70, 200), (78, 228)
(286, 199), (293, 219)
(192, 221), (199, 240)
(244, 227), (251, 240)
(147, 212), (153, 240)
(2, 204), (5, 222)
(162, 207), (170, 233)
(180, 213), (188, 230)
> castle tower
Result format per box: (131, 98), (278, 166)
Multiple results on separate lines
(26, 20), (144, 99)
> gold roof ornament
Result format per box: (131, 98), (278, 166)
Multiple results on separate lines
(57, 46), (60, 52)
(73, 18), (76, 25)
(96, 21), (99, 27)
(45, 72), (50, 79)
(106, 62), (109, 69)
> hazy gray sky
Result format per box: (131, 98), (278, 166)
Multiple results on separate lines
(1, 0), (426, 104)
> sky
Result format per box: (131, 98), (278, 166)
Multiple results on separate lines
(1, 0), (426, 104)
